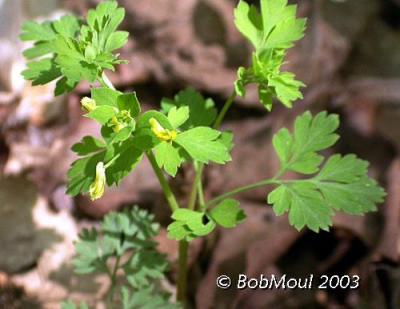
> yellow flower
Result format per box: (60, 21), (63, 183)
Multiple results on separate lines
(81, 97), (97, 112)
(110, 116), (126, 133)
(149, 118), (177, 142)
(89, 162), (106, 201)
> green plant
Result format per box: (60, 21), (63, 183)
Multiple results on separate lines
(21, 0), (385, 307)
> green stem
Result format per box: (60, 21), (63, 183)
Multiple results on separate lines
(188, 90), (237, 212)
(96, 71), (188, 305)
(206, 178), (280, 208)
(146, 151), (179, 212)
(187, 164), (204, 211)
(197, 172), (206, 211)
(175, 91), (238, 305)
(177, 240), (189, 305)
(213, 90), (237, 129)
(107, 255), (121, 308)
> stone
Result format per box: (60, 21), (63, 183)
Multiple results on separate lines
(0, 177), (60, 273)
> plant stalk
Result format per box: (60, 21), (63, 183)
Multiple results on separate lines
(187, 164), (204, 211)
(146, 151), (179, 212)
(177, 240), (189, 304)
(213, 90), (237, 129)
(107, 255), (121, 308)
(206, 178), (280, 208)
(176, 90), (237, 304)
(187, 90), (238, 211)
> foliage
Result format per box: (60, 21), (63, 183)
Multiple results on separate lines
(234, 0), (306, 110)
(167, 199), (245, 241)
(21, 0), (386, 307)
(21, 1), (128, 95)
(268, 112), (386, 232)
(66, 206), (177, 308)
(121, 287), (181, 309)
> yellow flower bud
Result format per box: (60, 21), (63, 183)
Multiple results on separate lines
(81, 97), (97, 112)
(110, 116), (126, 133)
(89, 162), (106, 201)
(149, 118), (177, 142)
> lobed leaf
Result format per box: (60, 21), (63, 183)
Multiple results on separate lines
(161, 88), (217, 129)
(272, 111), (339, 174)
(268, 112), (386, 232)
(233, 0), (306, 110)
(175, 127), (231, 164)
(209, 199), (246, 228)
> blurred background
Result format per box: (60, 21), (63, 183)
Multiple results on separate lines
(0, 0), (400, 308)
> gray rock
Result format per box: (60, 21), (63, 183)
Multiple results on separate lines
(0, 177), (60, 273)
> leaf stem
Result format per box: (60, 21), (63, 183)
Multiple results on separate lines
(187, 164), (204, 210)
(205, 178), (280, 208)
(213, 90), (237, 129)
(177, 240), (189, 305)
(146, 151), (180, 212)
(187, 90), (238, 212)
(107, 255), (121, 308)
(197, 170), (206, 211)
(175, 91), (238, 305)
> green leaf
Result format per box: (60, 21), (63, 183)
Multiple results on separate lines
(72, 228), (113, 274)
(105, 140), (144, 186)
(175, 127), (231, 164)
(124, 250), (169, 288)
(101, 118), (136, 144)
(233, 0), (306, 110)
(71, 136), (106, 155)
(268, 72), (305, 108)
(168, 209), (216, 241)
(92, 87), (121, 107)
(235, 0), (306, 52)
(161, 88), (217, 129)
(121, 286), (181, 309)
(138, 111), (173, 131)
(23, 42), (53, 59)
(154, 142), (182, 177)
(66, 151), (106, 197)
(55, 77), (77, 96)
(315, 154), (386, 215)
(22, 58), (61, 85)
(67, 138), (143, 197)
(21, 2), (128, 96)
(52, 15), (81, 38)
(219, 131), (234, 152)
(267, 112), (386, 232)
(117, 93), (141, 117)
(86, 105), (117, 125)
(234, 1), (263, 49)
(167, 222), (192, 241)
(167, 106), (189, 129)
(73, 207), (162, 277)
(20, 21), (56, 41)
(101, 206), (159, 255)
(272, 111), (339, 174)
(209, 199), (246, 228)
(105, 31), (129, 52)
(268, 182), (333, 232)
(84, 45), (97, 61)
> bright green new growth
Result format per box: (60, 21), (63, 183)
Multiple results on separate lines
(20, 0), (386, 307)
(21, 1), (128, 95)
(268, 112), (386, 232)
(234, 0), (306, 110)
